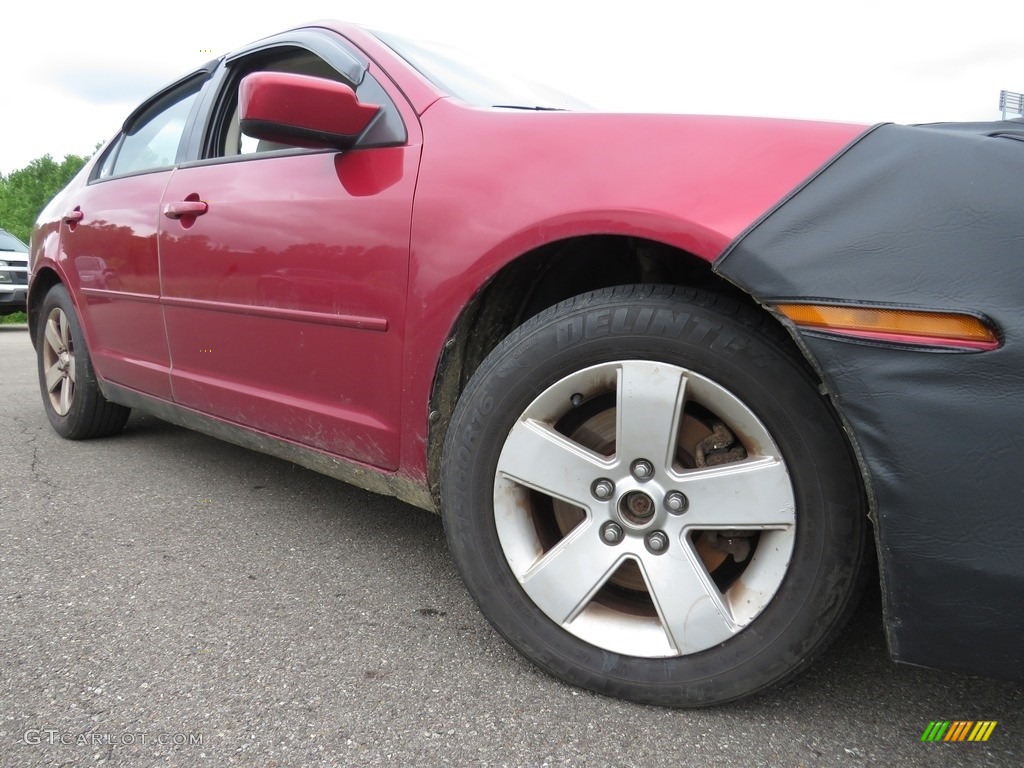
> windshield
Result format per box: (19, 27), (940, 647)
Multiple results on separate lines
(372, 31), (591, 111)
(0, 229), (28, 252)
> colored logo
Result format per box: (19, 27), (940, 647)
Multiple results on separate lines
(921, 721), (997, 742)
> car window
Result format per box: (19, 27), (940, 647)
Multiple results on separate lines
(372, 30), (591, 111)
(108, 81), (203, 177)
(210, 45), (405, 159)
(0, 229), (28, 252)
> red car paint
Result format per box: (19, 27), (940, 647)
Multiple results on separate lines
(239, 71), (381, 146)
(29, 22), (865, 498)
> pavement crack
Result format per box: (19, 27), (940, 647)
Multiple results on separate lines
(22, 421), (57, 502)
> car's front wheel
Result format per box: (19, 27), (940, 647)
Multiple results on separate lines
(441, 285), (868, 706)
(36, 284), (130, 439)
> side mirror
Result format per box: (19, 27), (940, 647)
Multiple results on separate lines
(239, 71), (381, 151)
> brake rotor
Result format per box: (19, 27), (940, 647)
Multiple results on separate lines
(551, 406), (735, 593)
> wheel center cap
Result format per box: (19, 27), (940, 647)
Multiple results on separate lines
(619, 490), (656, 527)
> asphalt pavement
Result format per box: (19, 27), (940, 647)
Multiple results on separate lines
(1, 325), (1021, 767)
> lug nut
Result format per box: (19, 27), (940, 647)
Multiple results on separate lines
(664, 491), (688, 514)
(646, 531), (669, 553)
(631, 459), (654, 481)
(591, 479), (615, 500)
(601, 522), (624, 545)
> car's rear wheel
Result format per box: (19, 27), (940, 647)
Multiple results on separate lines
(36, 284), (130, 439)
(441, 285), (868, 706)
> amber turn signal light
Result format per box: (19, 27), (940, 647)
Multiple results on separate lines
(773, 304), (999, 349)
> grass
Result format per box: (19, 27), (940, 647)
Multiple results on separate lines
(0, 311), (27, 324)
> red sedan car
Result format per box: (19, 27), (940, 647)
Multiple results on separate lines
(28, 22), (1024, 706)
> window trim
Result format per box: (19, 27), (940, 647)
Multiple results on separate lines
(225, 30), (368, 83)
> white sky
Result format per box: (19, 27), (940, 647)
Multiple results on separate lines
(3, 0), (1023, 175)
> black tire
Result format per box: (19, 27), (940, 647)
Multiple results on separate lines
(441, 285), (867, 707)
(36, 283), (130, 439)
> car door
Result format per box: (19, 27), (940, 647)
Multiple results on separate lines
(157, 36), (419, 470)
(58, 74), (207, 399)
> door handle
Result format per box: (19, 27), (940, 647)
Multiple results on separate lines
(62, 209), (83, 224)
(162, 200), (209, 219)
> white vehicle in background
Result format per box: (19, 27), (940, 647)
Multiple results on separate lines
(0, 228), (29, 315)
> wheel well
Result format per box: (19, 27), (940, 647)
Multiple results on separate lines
(27, 267), (62, 347)
(425, 235), (767, 502)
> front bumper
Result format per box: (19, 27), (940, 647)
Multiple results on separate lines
(0, 260), (28, 314)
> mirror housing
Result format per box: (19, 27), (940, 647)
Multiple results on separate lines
(239, 72), (380, 151)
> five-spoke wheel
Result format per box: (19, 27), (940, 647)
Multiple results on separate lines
(494, 360), (796, 658)
(35, 284), (130, 439)
(442, 286), (867, 706)
(41, 305), (77, 416)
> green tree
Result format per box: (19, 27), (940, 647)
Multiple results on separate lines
(0, 154), (90, 242)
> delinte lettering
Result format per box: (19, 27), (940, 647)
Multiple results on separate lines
(687, 316), (722, 343)
(557, 306), (696, 350)
(557, 317), (584, 348)
(610, 306), (650, 334)
(557, 306), (757, 361)
(649, 309), (694, 338)
(585, 309), (611, 337)
(631, 307), (654, 334)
